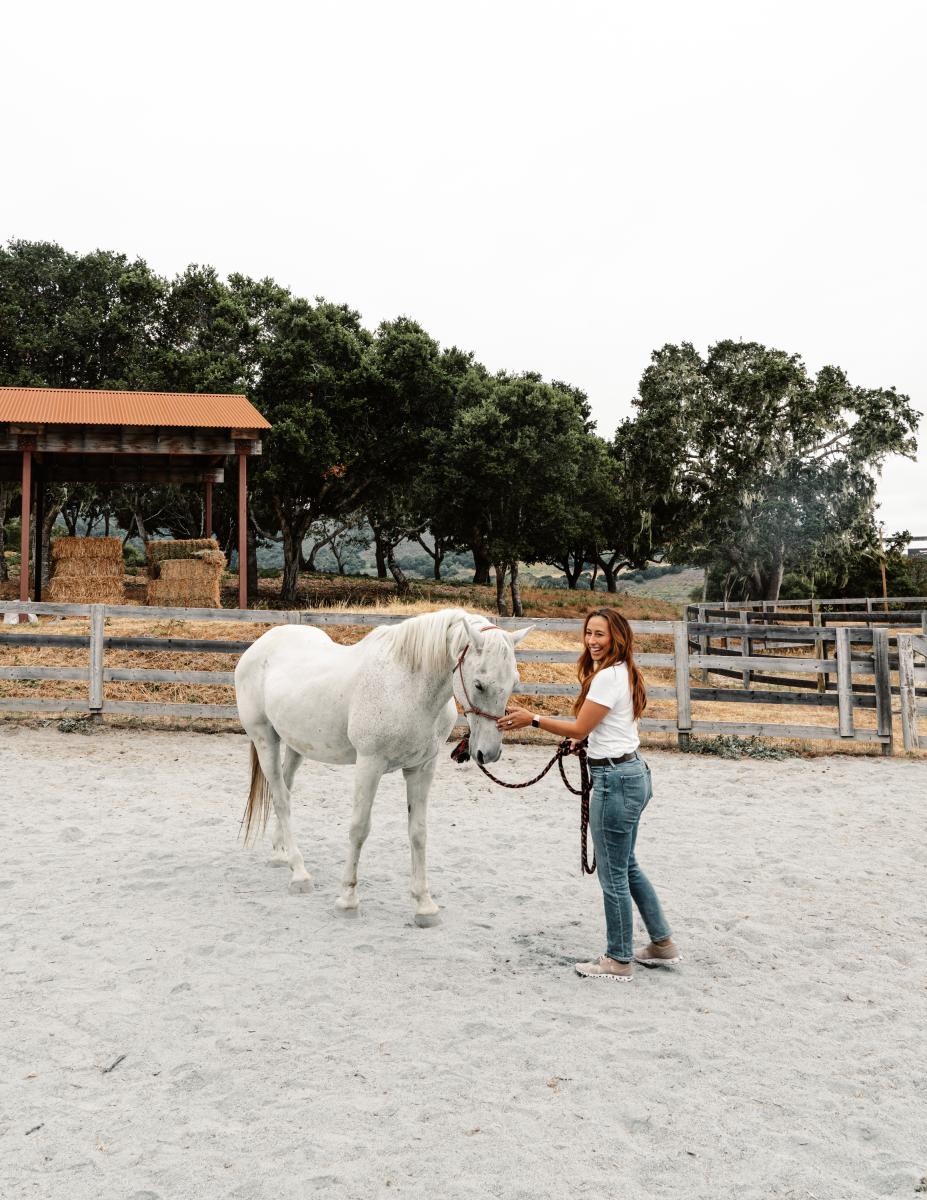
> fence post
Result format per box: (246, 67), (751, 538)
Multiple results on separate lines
(738, 608), (751, 688)
(697, 604), (709, 684)
(835, 626), (854, 738)
(673, 621), (692, 750)
(898, 634), (919, 751)
(88, 604), (104, 717)
(872, 627), (893, 757)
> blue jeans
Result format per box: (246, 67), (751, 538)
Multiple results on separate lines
(588, 753), (671, 962)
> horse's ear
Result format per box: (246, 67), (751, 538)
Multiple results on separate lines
(508, 626), (534, 646)
(450, 613), (483, 655)
(465, 621), (486, 652)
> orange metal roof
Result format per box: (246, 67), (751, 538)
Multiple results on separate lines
(0, 387), (271, 430)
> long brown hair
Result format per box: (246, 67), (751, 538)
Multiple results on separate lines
(574, 607), (647, 720)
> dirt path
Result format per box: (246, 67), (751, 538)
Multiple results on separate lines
(2, 726), (925, 1199)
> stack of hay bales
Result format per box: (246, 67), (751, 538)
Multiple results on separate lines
(47, 538), (126, 604)
(145, 538), (226, 608)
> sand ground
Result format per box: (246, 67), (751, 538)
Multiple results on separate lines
(1, 726), (925, 1200)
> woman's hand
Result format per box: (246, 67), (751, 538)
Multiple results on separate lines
(497, 706), (534, 732)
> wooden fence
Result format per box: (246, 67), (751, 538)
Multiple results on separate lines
(686, 596), (927, 618)
(0, 600), (923, 753)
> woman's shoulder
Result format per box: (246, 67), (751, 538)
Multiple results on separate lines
(589, 661), (628, 690)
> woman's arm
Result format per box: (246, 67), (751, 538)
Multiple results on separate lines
(497, 699), (610, 739)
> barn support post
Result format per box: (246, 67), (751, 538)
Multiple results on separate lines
(204, 479), (213, 539)
(33, 473), (44, 602)
(19, 446), (32, 602)
(238, 450), (248, 611)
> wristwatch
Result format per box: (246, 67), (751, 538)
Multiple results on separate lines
(531, 715), (541, 729)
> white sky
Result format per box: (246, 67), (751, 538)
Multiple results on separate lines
(2, 0), (924, 537)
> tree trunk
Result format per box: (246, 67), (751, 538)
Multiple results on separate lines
(414, 533), (445, 581)
(134, 504), (149, 545)
(41, 499), (64, 588)
(597, 553), (625, 594)
(372, 525), (388, 579)
(278, 510), (310, 604)
(472, 530), (492, 585)
(765, 553), (785, 603)
(509, 559), (523, 617)
(494, 561), (509, 616)
(589, 560), (598, 592)
(556, 553), (583, 589)
(385, 542), (410, 595)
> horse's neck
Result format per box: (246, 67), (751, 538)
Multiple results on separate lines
(418, 663), (455, 708)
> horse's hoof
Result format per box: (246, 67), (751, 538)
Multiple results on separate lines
(288, 877), (313, 894)
(414, 911), (441, 928)
(334, 903), (360, 919)
(267, 856), (289, 868)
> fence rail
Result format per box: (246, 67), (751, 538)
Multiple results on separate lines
(0, 600), (923, 753)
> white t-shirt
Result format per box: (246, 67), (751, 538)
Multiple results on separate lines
(585, 662), (640, 758)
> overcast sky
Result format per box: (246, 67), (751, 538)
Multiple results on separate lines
(2, 0), (924, 537)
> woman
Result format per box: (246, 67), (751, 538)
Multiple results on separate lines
(498, 607), (680, 982)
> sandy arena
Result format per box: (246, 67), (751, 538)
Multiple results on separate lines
(1, 725), (925, 1200)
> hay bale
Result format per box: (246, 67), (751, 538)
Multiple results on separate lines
(145, 577), (222, 608)
(51, 559), (124, 580)
(192, 549), (226, 569)
(146, 539), (221, 576)
(159, 558), (222, 582)
(47, 537), (125, 603)
(46, 577), (126, 604)
(51, 537), (123, 563)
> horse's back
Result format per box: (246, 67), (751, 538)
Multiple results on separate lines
(235, 625), (359, 762)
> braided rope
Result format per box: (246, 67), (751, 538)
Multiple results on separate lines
(458, 736), (596, 875)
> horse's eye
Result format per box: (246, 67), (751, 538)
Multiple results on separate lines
(474, 680), (485, 692)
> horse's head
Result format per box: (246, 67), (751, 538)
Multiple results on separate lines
(451, 617), (533, 766)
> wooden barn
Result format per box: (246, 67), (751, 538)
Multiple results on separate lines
(0, 387), (270, 610)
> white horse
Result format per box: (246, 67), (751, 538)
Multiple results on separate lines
(234, 608), (531, 924)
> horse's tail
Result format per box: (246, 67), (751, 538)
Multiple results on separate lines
(241, 742), (272, 847)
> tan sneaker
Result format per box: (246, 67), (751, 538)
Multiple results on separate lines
(633, 939), (681, 967)
(574, 955), (634, 982)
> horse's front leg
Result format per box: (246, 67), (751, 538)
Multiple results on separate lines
(404, 757), (440, 927)
(336, 755), (387, 915)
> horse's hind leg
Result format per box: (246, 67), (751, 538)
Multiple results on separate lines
(252, 728), (312, 893)
(404, 758), (440, 927)
(336, 755), (387, 914)
(268, 745), (305, 868)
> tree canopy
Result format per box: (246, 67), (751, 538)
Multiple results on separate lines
(1, 241), (920, 609)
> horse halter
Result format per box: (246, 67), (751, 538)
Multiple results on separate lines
(452, 641), (506, 721)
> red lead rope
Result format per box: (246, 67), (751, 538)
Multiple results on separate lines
(451, 734), (596, 876)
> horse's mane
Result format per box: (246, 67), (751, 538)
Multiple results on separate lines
(370, 608), (497, 675)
